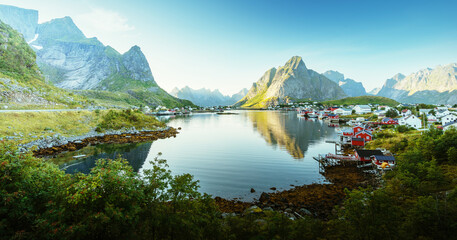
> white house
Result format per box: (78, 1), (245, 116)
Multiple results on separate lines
(436, 109), (450, 118)
(398, 115), (422, 129)
(440, 114), (457, 126)
(401, 109), (412, 117)
(334, 108), (352, 116)
(427, 114), (438, 123)
(353, 105), (372, 114)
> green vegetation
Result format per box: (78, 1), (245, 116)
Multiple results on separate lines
(2, 127), (457, 239)
(322, 95), (399, 107)
(96, 109), (165, 132)
(77, 89), (196, 109)
(0, 110), (164, 143)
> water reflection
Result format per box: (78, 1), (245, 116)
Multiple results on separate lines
(246, 111), (334, 159)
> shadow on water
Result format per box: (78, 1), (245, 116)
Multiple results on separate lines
(61, 142), (152, 174)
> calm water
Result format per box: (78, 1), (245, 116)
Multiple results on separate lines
(58, 111), (338, 200)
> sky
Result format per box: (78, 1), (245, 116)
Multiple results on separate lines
(2, 0), (457, 95)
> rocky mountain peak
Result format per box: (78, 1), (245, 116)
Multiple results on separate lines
(283, 56), (307, 74)
(121, 45), (155, 83)
(36, 16), (85, 45)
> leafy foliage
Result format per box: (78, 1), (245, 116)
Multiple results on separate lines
(96, 109), (166, 132)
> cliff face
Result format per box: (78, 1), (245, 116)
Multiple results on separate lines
(323, 70), (367, 97)
(376, 65), (457, 104)
(0, 20), (86, 107)
(0, 5), (37, 42)
(235, 56), (346, 108)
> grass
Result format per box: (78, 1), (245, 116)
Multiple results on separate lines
(322, 96), (399, 107)
(0, 110), (165, 143)
(365, 128), (421, 153)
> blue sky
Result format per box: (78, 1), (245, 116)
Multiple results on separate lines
(3, 0), (457, 94)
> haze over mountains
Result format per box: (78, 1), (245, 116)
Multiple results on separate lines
(322, 70), (367, 97)
(375, 64), (457, 104)
(171, 87), (248, 107)
(0, 4), (192, 108)
(235, 56), (347, 108)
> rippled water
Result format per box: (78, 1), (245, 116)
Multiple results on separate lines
(57, 111), (338, 200)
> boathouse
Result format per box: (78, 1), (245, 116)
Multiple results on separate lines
(354, 149), (383, 162)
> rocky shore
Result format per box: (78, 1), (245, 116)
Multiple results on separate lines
(215, 163), (378, 220)
(25, 127), (179, 157)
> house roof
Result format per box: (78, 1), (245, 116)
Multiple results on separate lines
(443, 120), (457, 128)
(382, 117), (393, 122)
(355, 130), (373, 136)
(401, 109), (409, 112)
(373, 155), (396, 161)
(355, 149), (383, 158)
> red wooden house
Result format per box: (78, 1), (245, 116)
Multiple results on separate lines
(355, 130), (373, 142)
(353, 125), (364, 135)
(354, 149), (383, 162)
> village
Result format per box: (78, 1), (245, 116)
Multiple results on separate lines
(295, 102), (457, 172)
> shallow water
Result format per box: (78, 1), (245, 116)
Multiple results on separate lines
(58, 110), (338, 200)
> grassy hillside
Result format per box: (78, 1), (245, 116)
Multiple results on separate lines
(322, 95), (399, 107)
(0, 20), (87, 108)
(0, 109), (165, 143)
(78, 89), (196, 108)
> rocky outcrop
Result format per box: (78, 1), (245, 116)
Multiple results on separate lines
(235, 56), (346, 108)
(323, 70), (367, 97)
(376, 65), (457, 104)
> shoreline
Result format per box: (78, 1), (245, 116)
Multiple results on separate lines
(215, 163), (379, 220)
(30, 127), (179, 157)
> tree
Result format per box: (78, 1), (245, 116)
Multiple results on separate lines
(386, 109), (397, 118)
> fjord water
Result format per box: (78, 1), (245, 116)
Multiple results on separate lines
(62, 111), (338, 200)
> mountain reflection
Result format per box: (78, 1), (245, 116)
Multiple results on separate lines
(245, 111), (334, 159)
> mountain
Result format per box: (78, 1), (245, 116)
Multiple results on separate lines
(0, 20), (86, 107)
(0, 4), (192, 108)
(171, 86), (248, 107)
(323, 70), (367, 97)
(376, 65), (457, 104)
(235, 56), (346, 108)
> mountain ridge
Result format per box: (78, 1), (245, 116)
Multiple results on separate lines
(171, 86), (248, 107)
(376, 63), (457, 104)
